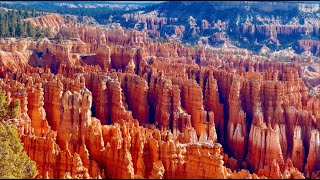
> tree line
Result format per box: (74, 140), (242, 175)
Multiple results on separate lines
(0, 8), (51, 39)
(0, 2), (126, 24)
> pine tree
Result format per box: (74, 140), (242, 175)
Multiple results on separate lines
(0, 92), (21, 121)
(4, 16), (10, 37)
(0, 14), (4, 37)
(0, 123), (38, 178)
(10, 11), (17, 37)
(0, 15), (9, 37)
(9, 25), (15, 37)
(31, 9), (36, 17)
(17, 9), (23, 17)
(0, 90), (37, 178)
(0, 92), (9, 121)
(43, 27), (51, 38)
(35, 26), (42, 39)
(16, 22), (22, 37)
(22, 22), (28, 37)
(26, 22), (35, 38)
(0, 91), (37, 179)
(16, 21), (27, 38)
(8, 99), (20, 119)
(57, 32), (63, 42)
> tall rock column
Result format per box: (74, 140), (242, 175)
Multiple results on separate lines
(96, 44), (111, 69)
(44, 78), (63, 131)
(227, 77), (247, 161)
(95, 79), (109, 124)
(154, 78), (172, 131)
(27, 83), (50, 136)
(246, 106), (284, 173)
(58, 91), (73, 151)
(291, 126), (305, 171)
(305, 129), (320, 177)
(124, 74), (149, 125)
(204, 71), (224, 142)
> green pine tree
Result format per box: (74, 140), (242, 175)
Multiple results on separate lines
(35, 26), (42, 39)
(10, 11), (17, 37)
(0, 91), (21, 120)
(0, 123), (38, 178)
(8, 99), (20, 119)
(31, 9), (36, 17)
(43, 27), (51, 38)
(16, 21), (27, 38)
(0, 92), (9, 121)
(26, 22), (35, 38)
(57, 32), (63, 42)
(0, 91), (37, 178)
(0, 15), (9, 37)
(22, 22), (28, 37)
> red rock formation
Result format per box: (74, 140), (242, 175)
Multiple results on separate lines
(0, 13), (319, 178)
(24, 14), (71, 34)
(291, 126), (305, 171)
(227, 76), (247, 161)
(26, 82), (50, 136)
(305, 129), (320, 177)
(120, 73), (149, 125)
(148, 160), (165, 179)
(246, 110), (284, 173)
